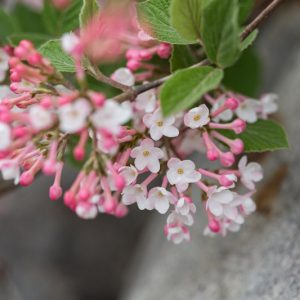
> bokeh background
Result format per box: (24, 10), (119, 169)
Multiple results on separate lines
(0, 0), (300, 299)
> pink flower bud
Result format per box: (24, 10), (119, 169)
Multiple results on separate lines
(156, 43), (172, 59)
(115, 203), (128, 218)
(49, 185), (62, 201)
(79, 188), (90, 201)
(207, 148), (219, 161)
(126, 49), (140, 60)
(64, 191), (76, 209)
(73, 146), (85, 161)
(219, 175), (234, 187)
(43, 160), (56, 175)
(115, 175), (126, 191)
(20, 171), (34, 186)
(225, 97), (239, 110)
(220, 152), (235, 167)
(28, 53), (42, 66)
(127, 59), (141, 71)
(90, 92), (105, 107)
(10, 72), (21, 82)
(139, 49), (153, 60)
(104, 198), (117, 214)
(232, 119), (246, 134)
(208, 219), (220, 233)
(230, 139), (244, 155)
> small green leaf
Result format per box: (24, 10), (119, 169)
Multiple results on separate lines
(137, 0), (190, 44)
(219, 119), (289, 152)
(170, 0), (204, 43)
(223, 48), (261, 97)
(170, 45), (197, 72)
(239, 0), (254, 24)
(39, 40), (76, 73)
(7, 33), (51, 47)
(0, 8), (19, 44)
(200, 0), (241, 68)
(241, 29), (258, 51)
(80, 0), (100, 27)
(160, 66), (223, 116)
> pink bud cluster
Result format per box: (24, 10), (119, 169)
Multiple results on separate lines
(0, 38), (274, 245)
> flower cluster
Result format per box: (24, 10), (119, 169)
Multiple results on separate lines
(0, 25), (277, 244)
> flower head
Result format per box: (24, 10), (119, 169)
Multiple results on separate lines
(184, 104), (210, 129)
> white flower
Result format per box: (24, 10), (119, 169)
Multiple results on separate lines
(260, 94), (278, 117)
(143, 108), (179, 141)
(206, 187), (238, 221)
(184, 104), (210, 129)
(91, 100), (132, 134)
(165, 224), (190, 244)
(130, 138), (164, 173)
(29, 105), (53, 131)
(119, 165), (138, 185)
(148, 187), (174, 214)
(167, 158), (201, 192)
(61, 33), (80, 54)
(122, 184), (152, 210)
(238, 156), (263, 190)
(111, 68), (135, 86)
(236, 99), (258, 123)
(0, 49), (9, 82)
(0, 160), (20, 184)
(212, 96), (233, 122)
(58, 98), (91, 133)
(76, 202), (98, 219)
(0, 122), (11, 151)
(135, 89), (156, 113)
(175, 197), (196, 216)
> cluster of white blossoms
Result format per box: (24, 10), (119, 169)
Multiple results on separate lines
(0, 34), (277, 245)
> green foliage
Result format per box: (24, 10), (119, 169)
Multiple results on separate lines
(223, 48), (261, 97)
(170, 45), (197, 72)
(170, 0), (204, 43)
(0, 8), (19, 44)
(238, 0), (255, 24)
(7, 33), (51, 47)
(200, 0), (241, 68)
(137, 0), (191, 44)
(39, 40), (76, 73)
(160, 66), (223, 116)
(219, 120), (289, 152)
(79, 0), (100, 27)
(241, 29), (259, 51)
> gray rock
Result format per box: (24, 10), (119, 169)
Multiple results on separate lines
(121, 3), (300, 300)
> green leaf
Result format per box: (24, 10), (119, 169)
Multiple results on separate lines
(80, 0), (100, 27)
(0, 8), (19, 44)
(160, 66), (223, 116)
(137, 0), (191, 44)
(241, 29), (258, 51)
(11, 3), (45, 34)
(200, 0), (241, 68)
(223, 48), (261, 97)
(42, 0), (82, 36)
(170, 0), (204, 43)
(170, 45), (197, 72)
(219, 120), (289, 152)
(239, 0), (254, 24)
(39, 40), (76, 73)
(7, 33), (51, 47)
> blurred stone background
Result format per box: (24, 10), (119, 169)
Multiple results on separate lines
(0, 1), (300, 300)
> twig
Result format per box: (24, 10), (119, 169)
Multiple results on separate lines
(113, 0), (284, 102)
(241, 0), (286, 40)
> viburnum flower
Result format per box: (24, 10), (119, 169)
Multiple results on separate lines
(206, 187), (238, 220)
(0, 122), (12, 151)
(91, 100), (132, 134)
(76, 202), (98, 219)
(0, 160), (20, 184)
(236, 99), (258, 123)
(130, 138), (164, 173)
(175, 197), (197, 216)
(238, 156), (263, 190)
(119, 165), (138, 186)
(211, 96), (233, 122)
(61, 32), (80, 55)
(111, 68), (135, 86)
(184, 104), (210, 129)
(29, 105), (53, 131)
(167, 158), (201, 192)
(135, 89), (157, 113)
(122, 184), (150, 210)
(143, 108), (179, 141)
(58, 99), (91, 133)
(260, 93), (278, 117)
(148, 187), (175, 214)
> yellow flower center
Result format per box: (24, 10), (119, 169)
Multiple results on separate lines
(177, 168), (184, 175)
(193, 114), (201, 121)
(156, 120), (163, 127)
(143, 150), (150, 157)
